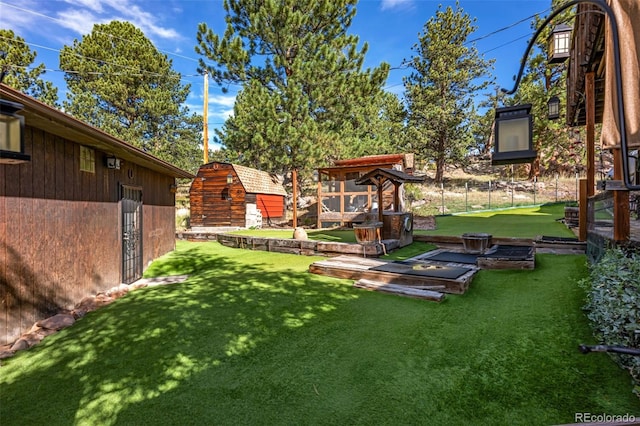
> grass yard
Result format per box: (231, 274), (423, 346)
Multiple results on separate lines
(415, 203), (577, 239)
(1, 237), (639, 425)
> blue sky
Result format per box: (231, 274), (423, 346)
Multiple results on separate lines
(1, 0), (552, 138)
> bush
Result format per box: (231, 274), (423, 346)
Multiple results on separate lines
(580, 247), (640, 394)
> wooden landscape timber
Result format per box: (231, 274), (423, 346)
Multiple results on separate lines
(353, 279), (445, 302)
(177, 231), (400, 257)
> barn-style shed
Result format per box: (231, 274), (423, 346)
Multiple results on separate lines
(0, 84), (193, 345)
(189, 162), (287, 229)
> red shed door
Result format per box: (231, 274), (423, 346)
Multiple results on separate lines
(256, 194), (283, 224)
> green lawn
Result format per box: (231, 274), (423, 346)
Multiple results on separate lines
(415, 203), (577, 239)
(1, 236), (639, 425)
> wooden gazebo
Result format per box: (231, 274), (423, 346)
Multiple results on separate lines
(355, 168), (426, 224)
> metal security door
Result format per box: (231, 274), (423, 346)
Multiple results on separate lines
(121, 185), (143, 284)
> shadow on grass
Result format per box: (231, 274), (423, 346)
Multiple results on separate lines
(0, 244), (358, 425)
(2, 241), (638, 425)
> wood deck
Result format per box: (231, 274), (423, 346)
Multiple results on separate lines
(308, 255), (478, 295)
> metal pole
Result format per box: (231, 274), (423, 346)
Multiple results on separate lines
(555, 173), (559, 202)
(533, 176), (537, 204)
(465, 181), (468, 212)
(441, 182), (445, 215)
(488, 179), (491, 210)
(203, 71), (209, 164)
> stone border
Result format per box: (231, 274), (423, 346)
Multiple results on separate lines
(0, 276), (188, 362)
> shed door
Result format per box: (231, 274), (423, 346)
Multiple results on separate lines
(121, 185), (143, 284)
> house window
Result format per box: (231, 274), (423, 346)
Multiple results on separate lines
(80, 146), (95, 173)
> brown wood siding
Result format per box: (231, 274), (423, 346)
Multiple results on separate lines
(143, 205), (176, 265)
(189, 164), (286, 227)
(0, 127), (175, 206)
(256, 194), (285, 220)
(189, 164), (248, 227)
(0, 197), (120, 344)
(0, 123), (179, 345)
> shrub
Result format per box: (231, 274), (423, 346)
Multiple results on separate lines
(580, 247), (640, 394)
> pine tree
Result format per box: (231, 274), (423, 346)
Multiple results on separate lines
(403, 1), (493, 183)
(195, 0), (390, 178)
(0, 29), (59, 106)
(59, 21), (203, 173)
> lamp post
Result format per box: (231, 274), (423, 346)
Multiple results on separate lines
(500, 0), (637, 191)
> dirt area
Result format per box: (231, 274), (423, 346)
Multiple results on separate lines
(413, 215), (436, 230)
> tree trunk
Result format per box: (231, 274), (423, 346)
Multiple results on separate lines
(435, 157), (445, 183)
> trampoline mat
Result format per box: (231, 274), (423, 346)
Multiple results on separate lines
(481, 245), (533, 260)
(370, 261), (471, 280)
(423, 251), (479, 264)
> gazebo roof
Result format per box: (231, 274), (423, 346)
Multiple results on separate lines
(355, 168), (425, 186)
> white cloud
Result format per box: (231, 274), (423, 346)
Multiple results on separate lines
(380, 0), (414, 11)
(55, 9), (105, 34)
(209, 94), (237, 109)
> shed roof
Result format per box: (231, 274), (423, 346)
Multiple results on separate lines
(232, 164), (287, 196)
(0, 84), (194, 179)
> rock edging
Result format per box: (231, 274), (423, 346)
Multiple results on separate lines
(0, 276), (188, 362)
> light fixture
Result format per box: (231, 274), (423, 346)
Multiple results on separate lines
(492, 104), (536, 166)
(0, 99), (29, 164)
(548, 23), (572, 64)
(501, 0), (637, 190)
(226, 172), (233, 185)
(547, 95), (561, 120)
(106, 155), (121, 169)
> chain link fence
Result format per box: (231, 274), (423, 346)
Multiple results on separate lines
(410, 175), (581, 216)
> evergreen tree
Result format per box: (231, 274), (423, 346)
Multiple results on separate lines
(195, 0), (390, 179)
(403, 1), (493, 183)
(0, 29), (59, 106)
(59, 21), (202, 173)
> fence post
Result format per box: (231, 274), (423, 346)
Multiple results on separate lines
(465, 181), (468, 212)
(511, 176), (514, 207)
(555, 173), (559, 202)
(488, 179), (492, 210)
(575, 172), (579, 201)
(441, 182), (445, 215)
(533, 176), (537, 205)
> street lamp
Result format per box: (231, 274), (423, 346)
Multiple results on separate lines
(0, 99), (29, 164)
(500, 0), (638, 190)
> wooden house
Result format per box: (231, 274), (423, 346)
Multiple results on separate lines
(315, 153), (415, 229)
(0, 84), (194, 345)
(565, 0), (640, 252)
(189, 162), (287, 229)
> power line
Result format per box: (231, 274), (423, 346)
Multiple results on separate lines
(465, 7), (552, 45)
